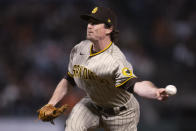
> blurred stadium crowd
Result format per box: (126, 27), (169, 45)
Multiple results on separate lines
(0, 0), (195, 131)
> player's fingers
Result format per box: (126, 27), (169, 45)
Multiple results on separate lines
(157, 97), (163, 101)
(159, 89), (168, 97)
(156, 90), (161, 98)
(160, 89), (169, 98)
(156, 88), (169, 101)
(158, 94), (169, 101)
(157, 96), (165, 101)
(159, 88), (166, 94)
(156, 89), (163, 98)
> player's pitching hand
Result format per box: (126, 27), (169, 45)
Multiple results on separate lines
(156, 88), (169, 101)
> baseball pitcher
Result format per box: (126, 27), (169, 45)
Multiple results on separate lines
(37, 6), (169, 131)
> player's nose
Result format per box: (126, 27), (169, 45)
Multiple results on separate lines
(87, 23), (93, 29)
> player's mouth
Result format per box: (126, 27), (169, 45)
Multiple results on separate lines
(87, 31), (93, 34)
(87, 32), (93, 36)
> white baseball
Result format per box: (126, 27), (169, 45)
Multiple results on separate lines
(165, 85), (177, 95)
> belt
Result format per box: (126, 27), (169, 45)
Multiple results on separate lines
(95, 105), (127, 116)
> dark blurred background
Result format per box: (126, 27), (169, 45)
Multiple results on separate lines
(0, 0), (195, 131)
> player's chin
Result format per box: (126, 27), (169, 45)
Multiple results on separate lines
(86, 36), (94, 41)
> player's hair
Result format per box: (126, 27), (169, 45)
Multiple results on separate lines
(104, 24), (119, 44)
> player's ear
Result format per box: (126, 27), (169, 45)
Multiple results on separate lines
(105, 26), (113, 35)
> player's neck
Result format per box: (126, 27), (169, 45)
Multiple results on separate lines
(92, 37), (112, 52)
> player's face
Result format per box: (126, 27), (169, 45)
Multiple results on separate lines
(86, 20), (111, 41)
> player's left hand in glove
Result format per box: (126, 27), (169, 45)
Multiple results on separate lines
(37, 104), (69, 125)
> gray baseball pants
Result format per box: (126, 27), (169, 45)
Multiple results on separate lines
(65, 96), (140, 131)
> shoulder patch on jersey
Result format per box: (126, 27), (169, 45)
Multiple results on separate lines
(122, 67), (133, 77)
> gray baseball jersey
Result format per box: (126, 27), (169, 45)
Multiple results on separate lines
(65, 40), (140, 131)
(67, 40), (137, 107)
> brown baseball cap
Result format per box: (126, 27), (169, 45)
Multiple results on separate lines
(80, 7), (118, 32)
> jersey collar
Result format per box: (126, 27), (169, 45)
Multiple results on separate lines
(90, 41), (112, 56)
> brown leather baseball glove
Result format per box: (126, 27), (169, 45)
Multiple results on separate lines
(37, 104), (69, 124)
